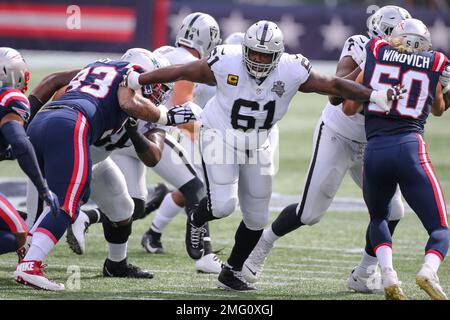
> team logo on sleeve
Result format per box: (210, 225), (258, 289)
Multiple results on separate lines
(227, 74), (239, 86)
(271, 80), (285, 97)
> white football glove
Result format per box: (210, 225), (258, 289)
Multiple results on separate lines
(121, 69), (142, 90)
(370, 84), (406, 114)
(157, 102), (199, 126)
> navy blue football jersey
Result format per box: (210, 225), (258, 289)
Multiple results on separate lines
(48, 59), (132, 142)
(363, 38), (449, 139)
(0, 87), (30, 153)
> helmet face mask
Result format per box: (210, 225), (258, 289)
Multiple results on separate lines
(368, 6), (412, 38)
(121, 48), (173, 105)
(242, 21), (284, 79)
(176, 12), (222, 58)
(142, 83), (172, 106)
(0, 47), (29, 93)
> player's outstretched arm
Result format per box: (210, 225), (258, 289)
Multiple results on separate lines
(118, 87), (163, 123)
(329, 56), (361, 105)
(28, 69), (80, 121)
(0, 113), (59, 215)
(123, 59), (216, 90)
(300, 70), (404, 113)
(342, 71), (365, 115)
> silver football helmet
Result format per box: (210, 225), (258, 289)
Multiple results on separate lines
(121, 48), (173, 105)
(243, 21), (284, 79)
(368, 6), (412, 38)
(224, 32), (245, 45)
(390, 18), (432, 53)
(0, 47), (29, 93)
(175, 12), (222, 58)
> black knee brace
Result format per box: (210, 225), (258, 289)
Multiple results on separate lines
(179, 177), (205, 212)
(131, 198), (146, 221)
(102, 218), (132, 244)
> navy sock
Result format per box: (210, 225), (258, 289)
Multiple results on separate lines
(0, 230), (19, 254)
(38, 210), (72, 241)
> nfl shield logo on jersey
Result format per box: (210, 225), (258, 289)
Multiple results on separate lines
(271, 80), (285, 97)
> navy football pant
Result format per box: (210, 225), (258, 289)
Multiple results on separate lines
(27, 108), (91, 236)
(364, 132), (449, 260)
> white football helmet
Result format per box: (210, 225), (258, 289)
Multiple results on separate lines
(243, 21), (284, 79)
(121, 48), (173, 105)
(0, 47), (29, 93)
(224, 32), (245, 45)
(390, 18), (432, 53)
(368, 6), (412, 38)
(175, 12), (222, 58)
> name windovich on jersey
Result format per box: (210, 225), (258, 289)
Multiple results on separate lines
(201, 44), (311, 150)
(363, 38), (448, 139)
(322, 35), (369, 143)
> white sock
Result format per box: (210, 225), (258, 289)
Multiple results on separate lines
(108, 242), (127, 262)
(359, 251), (379, 270)
(424, 252), (442, 273)
(24, 230), (56, 261)
(150, 193), (183, 233)
(262, 227), (279, 245)
(375, 245), (393, 270)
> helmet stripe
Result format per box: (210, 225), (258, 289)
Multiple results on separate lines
(260, 22), (269, 45)
(184, 13), (201, 39)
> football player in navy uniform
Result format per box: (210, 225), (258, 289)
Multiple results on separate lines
(0, 48), (59, 260)
(13, 55), (194, 291)
(122, 20), (404, 291)
(343, 19), (450, 300)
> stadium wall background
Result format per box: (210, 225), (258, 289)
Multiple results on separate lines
(0, 0), (448, 60)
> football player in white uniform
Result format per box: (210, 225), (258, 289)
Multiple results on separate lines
(140, 31), (247, 264)
(243, 6), (411, 293)
(138, 12), (223, 273)
(122, 20), (404, 291)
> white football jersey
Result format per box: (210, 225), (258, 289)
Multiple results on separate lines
(322, 34), (369, 143)
(155, 45), (197, 65)
(201, 44), (311, 149)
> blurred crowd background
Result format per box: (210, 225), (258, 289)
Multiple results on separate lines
(0, 0), (448, 61)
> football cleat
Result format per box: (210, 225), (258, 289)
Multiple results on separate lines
(416, 264), (448, 300)
(218, 264), (256, 291)
(196, 253), (222, 274)
(144, 183), (170, 217)
(381, 267), (407, 300)
(66, 210), (90, 255)
(141, 229), (164, 254)
(103, 258), (154, 279)
(347, 266), (383, 294)
(14, 260), (65, 291)
(242, 236), (273, 283)
(185, 212), (207, 260)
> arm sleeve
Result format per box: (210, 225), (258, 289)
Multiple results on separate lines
(1, 121), (47, 194)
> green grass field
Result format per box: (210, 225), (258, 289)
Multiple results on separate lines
(0, 67), (449, 300)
